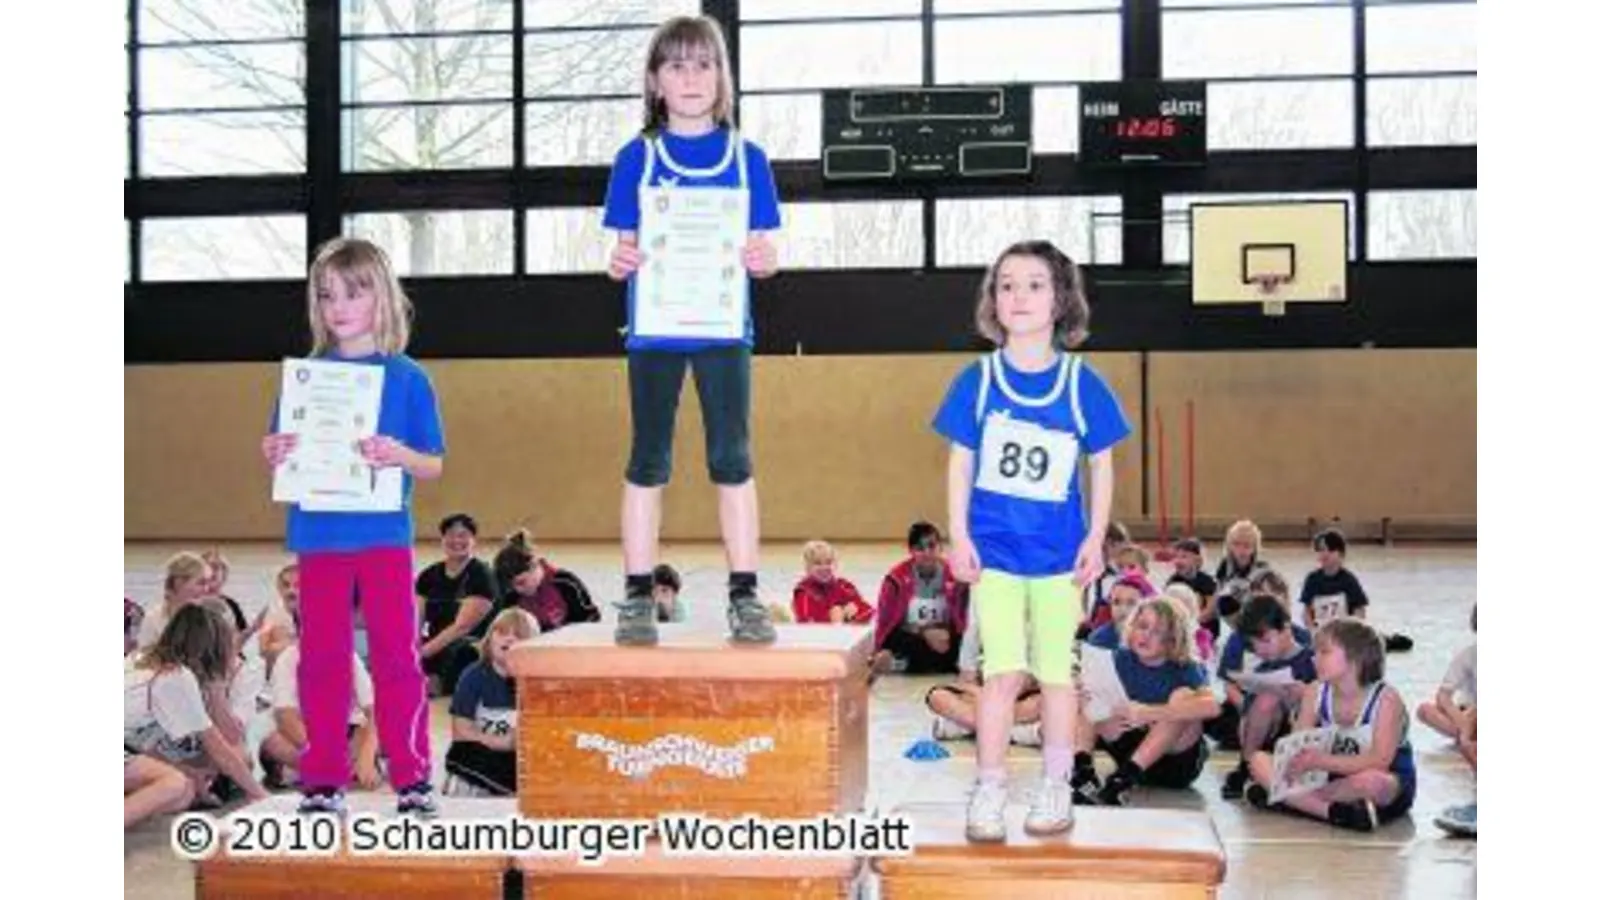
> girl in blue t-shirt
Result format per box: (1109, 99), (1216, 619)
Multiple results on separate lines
(445, 609), (537, 797)
(260, 237), (447, 817)
(932, 240), (1132, 841)
(600, 15), (783, 648)
(1077, 596), (1220, 807)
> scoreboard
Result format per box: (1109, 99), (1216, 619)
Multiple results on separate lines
(1079, 80), (1208, 167)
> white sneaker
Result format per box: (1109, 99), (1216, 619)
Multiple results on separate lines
(932, 716), (975, 741)
(1024, 777), (1075, 835)
(965, 780), (1008, 842)
(1009, 720), (1043, 747)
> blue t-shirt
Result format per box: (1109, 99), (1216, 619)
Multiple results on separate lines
(932, 351), (1130, 577)
(449, 661), (517, 739)
(1113, 647), (1208, 705)
(1085, 622), (1121, 650)
(277, 352), (445, 554)
(601, 126), (781, 353)
(1218, 624), (1315, 685)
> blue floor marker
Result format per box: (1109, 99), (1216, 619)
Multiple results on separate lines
(904, 738), (950, 761)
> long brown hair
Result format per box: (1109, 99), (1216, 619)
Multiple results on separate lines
(136, 603), (234, 685)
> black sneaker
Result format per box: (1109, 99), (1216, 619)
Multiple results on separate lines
(1328, 799), (1378, 832)
(1243, 783), (1271, 810)
(1070, 764), (1101, 805)
(1384, 633), (1414, 653)
(297, 788), (347, 816)
(397, 781), (440, 818)
(1221, 765), (1251, 800)
(1096, 770), (1135, 807)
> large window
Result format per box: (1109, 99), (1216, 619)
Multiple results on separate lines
(937, 197), (1123, 268)
(142, 215), (308, 281)
(347, 210), (515, 275)
(1368, 189), (1475, 260)
(134, 0), (307, 177)
(781, 201), (924, 270)
(524, 1), (699, 167)
(341, 0), (515, 172)
(1366, 2), (1476, 147)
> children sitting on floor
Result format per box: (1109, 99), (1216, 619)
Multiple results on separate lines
(125, 751), (194, 829)
(1084, 571), (1157, 650)
(136, 552), (212, 652)
(1079, 522), (1132, 639)
(494, 529), (602, 633)
(1163, 583), (1215, 664)
(258, 620), (379, 792)
(445, 609), (537, 797)
(1418, 604), (1476, 745)
(1219, 594), (1318, 800)
(416, 514), (498, 697)
(1167, 538), (1221, 640)
(792, 540), (872, 625)
(1299, 528), (1413, 652)
(1073, 595), (1219, 807)
(872, 522), (968, 675)
(1215, 519), (1272, 622)
(1243, 618), (1416, 832)
(123, 604), (268, 809)
(259, 562), (299, 674)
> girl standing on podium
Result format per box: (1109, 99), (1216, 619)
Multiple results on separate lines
(261, 237), (447, 818)
(601, 15), (783, 647)
(932, 240), (1131, 841)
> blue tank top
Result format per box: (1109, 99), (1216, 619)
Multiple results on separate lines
(967, 350), (1091, 578)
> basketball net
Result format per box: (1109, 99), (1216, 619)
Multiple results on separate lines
(1255, 275), (1287, 317)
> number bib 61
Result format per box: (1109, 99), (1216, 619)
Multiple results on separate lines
(975, 413), (1077, 503)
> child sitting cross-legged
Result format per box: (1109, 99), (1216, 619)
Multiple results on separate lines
(1218, 594), (1318, 800)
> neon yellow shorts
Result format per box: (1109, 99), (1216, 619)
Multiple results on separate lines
(973, 569), (1082, 686)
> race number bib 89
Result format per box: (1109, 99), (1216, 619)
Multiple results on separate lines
(975, 413), (1077, 503)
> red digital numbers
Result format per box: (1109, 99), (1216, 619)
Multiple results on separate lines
(1114, 117), (1179, 139)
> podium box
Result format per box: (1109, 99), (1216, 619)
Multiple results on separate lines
(507, 624), (873, 821)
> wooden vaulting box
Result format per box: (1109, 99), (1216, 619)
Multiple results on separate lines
(873, 804), (1228, 900)
(507, 624), (873, 821)
(193, 796), (512, 900)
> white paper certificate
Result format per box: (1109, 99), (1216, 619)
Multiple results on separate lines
(1268, 726), (1336, 804)
(271, 359), (400, 512)
(633, 185), (748, 341)
(1080, 646), (1130, 723)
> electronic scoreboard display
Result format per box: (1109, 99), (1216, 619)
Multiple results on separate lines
(1078, 80), (1207, 167)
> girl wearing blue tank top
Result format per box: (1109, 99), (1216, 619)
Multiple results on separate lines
(1243, 618), (1417, 831)
(601, 15), (782, 648)
(932, 240), (1132, 841)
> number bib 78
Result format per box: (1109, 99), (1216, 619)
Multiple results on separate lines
(974, 412), (1078, 503)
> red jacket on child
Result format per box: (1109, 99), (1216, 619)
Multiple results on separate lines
(792, 576), (873, 625)
(873, 559), (969, 651)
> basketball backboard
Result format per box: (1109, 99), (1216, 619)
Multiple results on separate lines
(1190, 199), (1349, 313)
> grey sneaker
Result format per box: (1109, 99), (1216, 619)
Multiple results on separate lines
(614, 592), (659, 646)
(727, 590), (777, 644)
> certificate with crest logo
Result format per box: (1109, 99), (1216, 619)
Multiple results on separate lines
(271, 358), (400, 512)
(633, 184), (749, 340)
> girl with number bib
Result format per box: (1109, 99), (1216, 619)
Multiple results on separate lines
(932, 240), (1131, 841)
(444, 609), (537, 797)
(601, 15), (783, 648)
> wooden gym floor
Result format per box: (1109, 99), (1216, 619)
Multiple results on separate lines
(123, 540), (1477, 899)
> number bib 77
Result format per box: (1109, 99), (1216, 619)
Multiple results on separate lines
(974, 412), (1078, 503)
